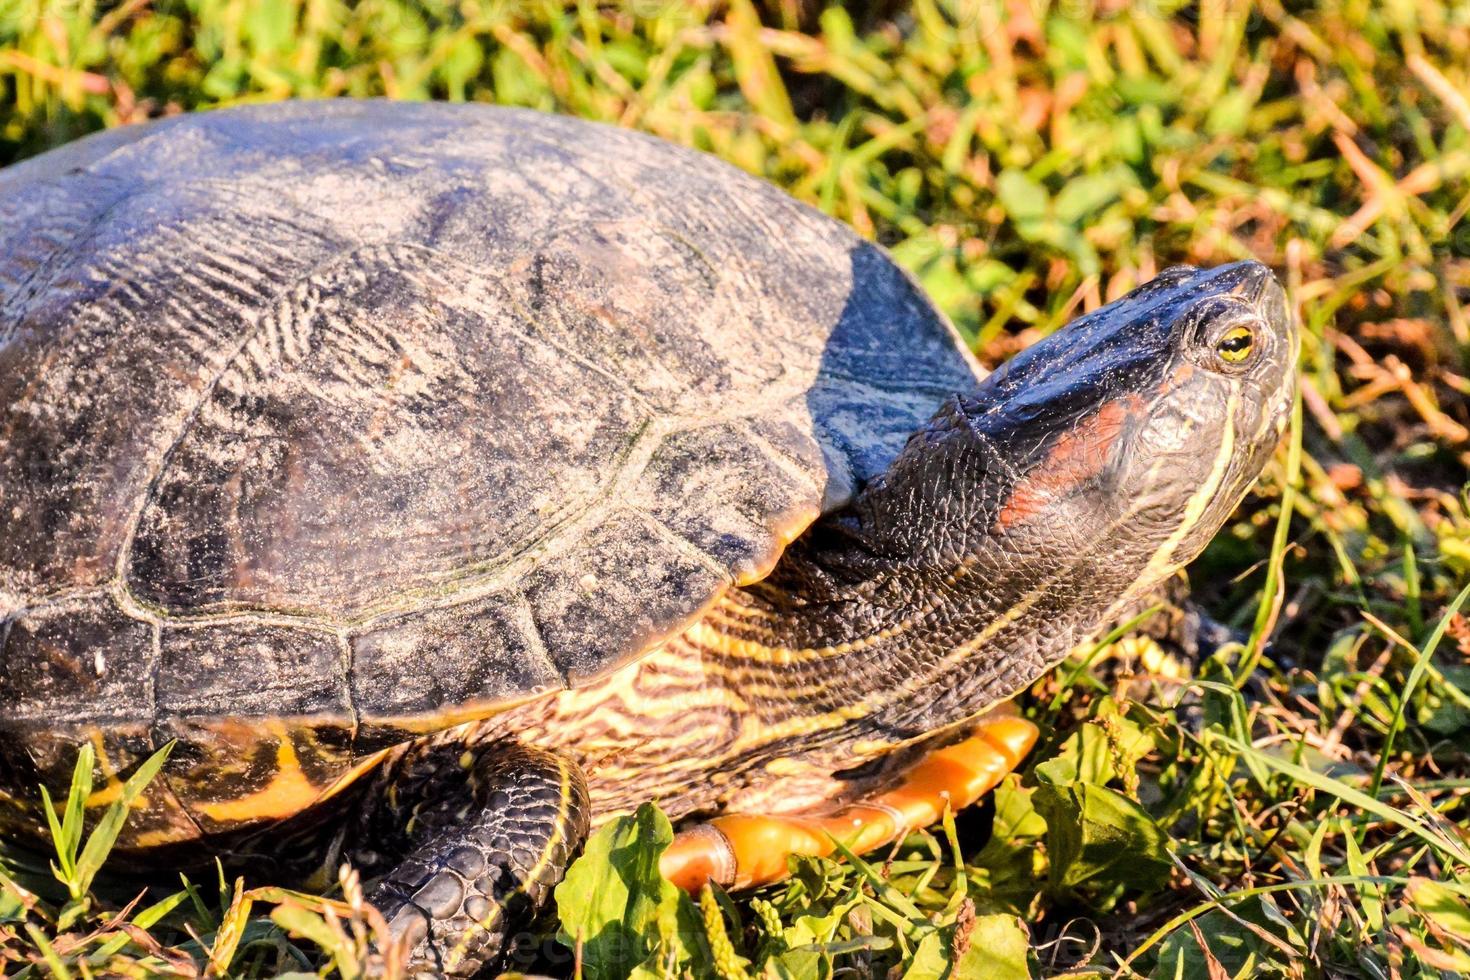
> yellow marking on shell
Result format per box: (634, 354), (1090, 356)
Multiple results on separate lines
(195, 727), (320, 824)
(193, 725), (387, 826)
(84, 781), (127, 809)
(131, 827), (192, 848)
(81, 730), (130, 810)
(374, 689), (552, 736)
(334, 748), (395, 797)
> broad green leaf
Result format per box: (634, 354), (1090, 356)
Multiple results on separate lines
(1409, 876), (1470, 965)
(1053, 167), (1135, 225)
(995, 169), (1048, 224)
(765, 946), (827, 980)
(556, 803), (698, 980)
(899, 926), (948, 980)
(1034, 780), (1170, 896)
(784, 900), (860, 948)
(242, 0), (296, 55)
(1034, 702), (1154, 789)
(991, 775), (1047, 842)
(953, 914), (1032, 980)
(970, 777), (1047, 913)
(766, 897), (862, 980)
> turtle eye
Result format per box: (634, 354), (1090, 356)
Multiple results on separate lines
(1216, 325), (1255, 364)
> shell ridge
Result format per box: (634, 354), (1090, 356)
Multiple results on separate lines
(503, 588), (565, 691)
(635, 505), (735, 584)
(733, 417), (826, 499)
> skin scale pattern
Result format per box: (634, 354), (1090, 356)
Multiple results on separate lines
(0, 101), (1297, 975)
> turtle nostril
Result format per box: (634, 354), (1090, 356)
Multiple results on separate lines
(1224, 262), (1273, 304)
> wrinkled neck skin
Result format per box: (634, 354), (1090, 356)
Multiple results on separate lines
(735, 384), (1237, 753)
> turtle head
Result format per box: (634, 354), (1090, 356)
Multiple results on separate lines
(967, 259), (1296, 585)
(762, 261), (1295, 738)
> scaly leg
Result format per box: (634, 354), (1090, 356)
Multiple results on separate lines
(660, 711), (1038, 892)
(355, 739), (590, 978)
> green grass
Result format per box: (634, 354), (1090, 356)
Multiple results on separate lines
(3, 0), (1470, 976)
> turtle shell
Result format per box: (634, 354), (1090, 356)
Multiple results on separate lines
(0, 102), (978, 831)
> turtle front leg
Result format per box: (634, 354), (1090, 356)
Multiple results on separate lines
(660, 712), (1037, 892)
(354, 739), (590, 978)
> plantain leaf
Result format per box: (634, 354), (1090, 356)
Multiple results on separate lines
(970, 776), (1047, 913)
(1053, 166), (1135, 225)
(555, 803), (700, 980)
(1033, 779), (1170, 897)
(953, 914), (1032, 980)
(995, 169), (1049, 224)
(899, 926), (948, 980)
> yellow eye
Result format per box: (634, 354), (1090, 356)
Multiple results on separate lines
(1216, 325), (1254, 364)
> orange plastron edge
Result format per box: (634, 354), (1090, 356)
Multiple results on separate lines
(660, 710), (1039, 892)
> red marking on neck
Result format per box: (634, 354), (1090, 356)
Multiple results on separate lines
(997, 394), (1143, 530)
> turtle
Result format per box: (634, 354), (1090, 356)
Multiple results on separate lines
(0, 100), (1296, 977)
